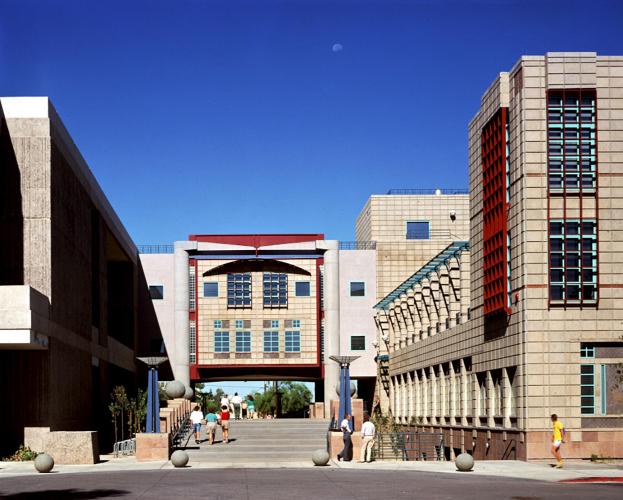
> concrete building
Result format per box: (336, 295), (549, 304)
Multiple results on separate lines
(375, 52), (623, 460)
(0, 97), (168, 456)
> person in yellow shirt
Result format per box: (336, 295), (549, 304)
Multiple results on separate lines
(550, 414), (566, 468)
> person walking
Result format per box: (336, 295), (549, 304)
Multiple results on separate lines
(190, 405), (204, 445)
(220, 394), (230, 409)
(219, 404), (231, 443)
(359, 414), (376, 463)
(246, 395), (255, 419)
(231, 392), (243, 420)
(550, 414), (566, 468)
(337, 414), (353, 461)
(205, 406), (219, 445)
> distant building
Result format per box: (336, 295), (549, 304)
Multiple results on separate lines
(375, 52), (623, 460)
(0, 97), (168, 455)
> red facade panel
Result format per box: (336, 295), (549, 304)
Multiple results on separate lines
(482, 108), (511, 316)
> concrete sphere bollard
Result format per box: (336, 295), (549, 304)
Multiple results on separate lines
(34, 453), (54, 473)
(312, 449), (330, 466)
(166, 380), (185, 399)
(184, 386), (194, 400)
(455, 452), (474, 472)
(171, 450), (189, 468)
(334, 382), (357, 397)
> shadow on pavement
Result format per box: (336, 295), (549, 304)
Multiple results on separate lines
(0, 488), (128, 499)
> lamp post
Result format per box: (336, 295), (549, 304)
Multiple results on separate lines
(137, 356), (168, 433)
(329, 355), (359, 427)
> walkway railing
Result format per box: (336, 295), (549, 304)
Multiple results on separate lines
(113, 438), (136, 457)
(137, 244), (174, 254)
(338, 241), (377, 250)
(171, 414), (192, 448)
(386, 188), (468, 195)
(373, 431), (444, 461)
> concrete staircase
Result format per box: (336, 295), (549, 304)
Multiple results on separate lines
(186, 419), (329, 464)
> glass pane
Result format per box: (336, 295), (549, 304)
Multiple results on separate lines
(350, 282), (366, 297)
(406, 221), (430, 240)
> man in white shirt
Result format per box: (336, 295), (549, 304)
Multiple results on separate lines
(221, 394), (230, 408)
(231, 393), (243, 420)
(189, 405), (204, 445)
(337, 414), (353, 461)
(359, 414), (376, 463)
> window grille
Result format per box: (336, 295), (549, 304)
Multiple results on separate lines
(263, 273), (288, 308)
(227, 273), (251, 308)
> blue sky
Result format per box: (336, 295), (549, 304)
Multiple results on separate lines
(1, 0), (622, 247)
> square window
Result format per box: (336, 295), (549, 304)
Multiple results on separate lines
(292, 319), (301, 329)
(235, 319), (244, 329)
(295, 281), (311, 297)
(149, 285), (164, 300)
(271, 320), (279, 328)
(214, 320), (222, 329)
(406, 221), (430, 240)
(580, 343), (595, 358)
(350, 281), (365, 297)
(350, 336), (365, 351)
(203, 282), (218, 297)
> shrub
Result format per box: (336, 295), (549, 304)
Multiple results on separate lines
(3, 445), (39, 461)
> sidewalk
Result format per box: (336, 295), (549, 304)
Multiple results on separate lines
(1, 455), (622, 483)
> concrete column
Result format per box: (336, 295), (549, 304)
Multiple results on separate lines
(449, 363), (457, 426)
(460, 359), (469, 426)
(173, 241), (194, 386)
(438, 364), (446, 425)
(486, 370), (495, 428)
(413, 370), (421, 423)
(322, 241), (340, 418)
(459, 256), (470, 320)
(407, 371), (414, 424)
(502, 368), (512, 428)
(400, 295), (415, 346)
(406, 291), (419, 343)
(429, 366), (437, 425)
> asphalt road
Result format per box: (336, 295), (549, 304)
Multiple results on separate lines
(0, 468), (620, 499)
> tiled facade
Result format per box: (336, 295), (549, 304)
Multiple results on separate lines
(355, 193), (470, 300)
(376, 53), (623, 460)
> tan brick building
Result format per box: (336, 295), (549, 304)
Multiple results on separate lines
(375, 53), (623, 460)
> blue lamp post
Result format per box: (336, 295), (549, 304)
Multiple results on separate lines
(137, 356), (168, 433)
(329, 355), (360, 427)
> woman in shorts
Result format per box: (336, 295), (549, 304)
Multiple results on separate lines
(219, 405), (231, 443)
(189, 405), (204, 445)
(205, 407), (218, 445)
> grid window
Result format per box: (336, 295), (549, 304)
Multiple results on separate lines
(580, 364), (595, 415)
(285, 330), (301, 352)
(263, 331), (279, 352)
(149, 285), (164, 300)
(189, 266), (196, 311)
(214, 332), (230, 353)
(292, 319), (301, 329)
(350, 335), (365, 351)
(580, 343), (595, 358)
(236, 331), (251, 352)
(214, 320), (222, 329)
(549, 219), (597, 303)
(295, 281), (311, 297)
(547, 90), (596, 193)
(350, 281), (365, 297)
(227, 273), (251, 308)
(203, 282), (218, 297)
(263, 273), (288, 308)
(271, 320), (279, 328)
(406, 221), (430, 240)
(189, 320), (196, 363)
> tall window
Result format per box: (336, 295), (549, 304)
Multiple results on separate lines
(236, 331), (251, 352)
(263, 273), (287, 308)
(227, 273), (251, 308)
(580, 364), (595, 415)
(189, 265), (196, 311)
(263, 331), (279, 352)
(214, 331), (229, 353)
(547, 90), (596, 192)
(406, 221), (430, 240)
(285, 330), (301, 352)
(189, 320), (196, 363)
(549, 220), (597, 303)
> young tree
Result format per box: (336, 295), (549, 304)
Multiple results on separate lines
(280, 382), (312, 414)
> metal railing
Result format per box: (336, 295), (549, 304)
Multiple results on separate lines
(113, 438), (136, 457)
(137, 244), (174, 254)
(171, 415), (192, 448)
(386, 189), (468, 195)
(338, 241), (377, 250)
(373, 431), (444, 461)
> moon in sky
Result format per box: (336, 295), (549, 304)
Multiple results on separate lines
(332, 43), (343, 52)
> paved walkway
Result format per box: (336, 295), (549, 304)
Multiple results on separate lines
(1, 467), (622, 499)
